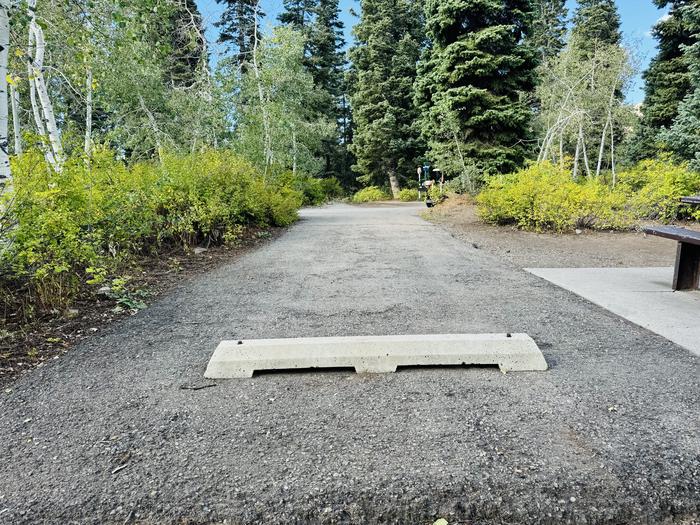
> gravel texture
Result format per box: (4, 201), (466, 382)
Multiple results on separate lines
(1, 202), (698, 525)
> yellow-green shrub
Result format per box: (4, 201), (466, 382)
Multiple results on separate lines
(399, 188), (419, 202)
(616, 159), (700, 222)
(275, 172), (344, 206)
(352, 186), (390, 203)
(476, 162), (634, 232)
(1, 148), (303, 309)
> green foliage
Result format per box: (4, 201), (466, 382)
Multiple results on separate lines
(398, 188), (419, 202)
(415, 0), (537, 178)
(216, 0), (263, 67)
(616, 159), (700, 222)
(635, 1), (696, 160)
(531, 0), (568, 62)
(571, 0), (622, 53)
(348, 0), (424, 188)
(477, 160), (700, 232)
(662, 3), (700, 171)
(1, 148), (303, 309)
(230, 26), (335, 176)
(352, 186), (390, 203)
(276, 172), (343, 205)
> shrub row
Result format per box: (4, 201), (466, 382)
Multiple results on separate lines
(476, 160), (700, 232)
(0, 148), (335, 309)
(352, 186), (390, 203)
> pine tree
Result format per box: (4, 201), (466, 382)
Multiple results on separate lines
(168, 0), (207, 87)
(349, 0), (424, 197)
(571, 0), (622, 53)
(215, 0), (264, 68)
(663, 2), (700, 170)
(308, 0), (350, 180)
(278, 0), (316, 28)
(415, 0), (537, 181)
(635, 1), (695, 159)
(308, 0), (345, 99)
(531, 0), (568, 62)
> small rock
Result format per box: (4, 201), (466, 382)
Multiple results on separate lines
(65, 308), (80, 319)
(97, 286), (111, 297)
(575, 229), (583, 235)
(194, 247), (208, 255)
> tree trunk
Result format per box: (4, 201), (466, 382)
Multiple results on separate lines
(27, 0), (62, 170)
(388, 170), (400, 199)
(580, 124), (591, 178)
(251, 0), (272, 177)
(573, 124), (582, 179)
(610, 121), (617, 188)
(0, 0), (11, 183)
(292, 129), (297, 176)
(84, 67), (93, 158)
(10, 85), (21, 156)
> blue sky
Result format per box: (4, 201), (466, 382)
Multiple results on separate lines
(195, 0), (668, 103)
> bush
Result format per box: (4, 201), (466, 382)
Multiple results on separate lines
(476, 159), (700, 232)
(617, 159), (700, 222)
(398, 188), (419, 202)
(352, 186), (391, 203)
(476, 162), (634, 232)
(277, 172), (343, 206)
(1, 148), (304, 309)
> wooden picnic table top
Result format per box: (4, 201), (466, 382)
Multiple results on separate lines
(681, 195), (700, 206)
(644, 225), (700, 245)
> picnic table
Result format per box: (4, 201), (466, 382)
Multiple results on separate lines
(644, 195), (700, 291)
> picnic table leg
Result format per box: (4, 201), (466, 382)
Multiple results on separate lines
(673, 242), (700, 291)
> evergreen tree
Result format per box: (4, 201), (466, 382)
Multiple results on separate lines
(635, 1), (695, 159)
(663, 2), (700, 170)
(308, 0), (345, 99)
(571, 0), (622, 53)
(531, 0), (568, 62)
(215, 0), (264, 68)
(308, 0), (351, 181)
(415, 0), (537, 182)
(278, 0), (316, 28)
(168, 0), (207, 87)
(349, 0), (424, 197)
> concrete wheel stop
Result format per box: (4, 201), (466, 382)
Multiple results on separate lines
(204, 334), (548, 378)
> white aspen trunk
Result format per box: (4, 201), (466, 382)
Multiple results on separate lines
(292, 129), (297, 176)
(595, 119), (608, 178)
(10, 85), (21, 156)
(581, 125), (591, 179)
(596, 82), (618, 178)
(26, 0), (61, 170)
(30, 22), (62, 168)
(26, 28), (54, 167)
(558, 132), (564, 169)
(251, 0), (272, 175)
(84, 67), (92, 158)
(0, 0), (11, 183)
(573, 125), (582, 179)
(452, 130), (473, 193)
(139, 95), (163, 163)
(610, 120), (617, 188)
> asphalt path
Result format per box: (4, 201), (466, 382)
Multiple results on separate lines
(1, 203), (698, 524)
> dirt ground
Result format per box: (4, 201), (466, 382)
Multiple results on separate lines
(425, 194), (700, 269)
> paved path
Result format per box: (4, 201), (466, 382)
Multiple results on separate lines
(1, 203), (698, 524)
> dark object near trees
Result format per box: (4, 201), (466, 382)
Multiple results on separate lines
(644, 225), (700, 290)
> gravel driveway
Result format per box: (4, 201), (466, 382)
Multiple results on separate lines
(1, 202), (698, 525)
